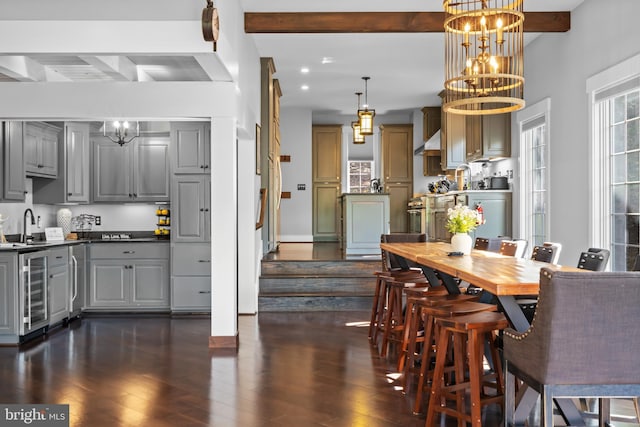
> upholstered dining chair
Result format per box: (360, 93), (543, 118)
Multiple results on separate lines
(504, 268), (640, 427)
(531, 242), (562, 264)
(576, 247), (610, 271)
(499, 239), (528, 258)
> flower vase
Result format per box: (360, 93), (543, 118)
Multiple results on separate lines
(57, 208), (72, 239)
(451, 232), (472, 255)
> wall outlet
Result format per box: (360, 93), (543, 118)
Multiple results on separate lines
(95, 216), (101, 226)
(297, 184), (306, 191)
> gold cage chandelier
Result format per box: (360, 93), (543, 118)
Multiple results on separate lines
(351, 92), (365, 144)
(442, 0), (525, 115)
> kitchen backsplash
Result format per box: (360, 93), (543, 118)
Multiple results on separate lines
(0, 179), (160, 235)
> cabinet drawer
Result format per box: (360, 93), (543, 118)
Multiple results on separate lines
(89, 243), (169, 259)
(172, 277), (211, 310)
(172, 243), (210, 276)
(48, 247), (69, 268)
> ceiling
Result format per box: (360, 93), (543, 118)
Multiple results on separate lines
(0, 0), (586, 120)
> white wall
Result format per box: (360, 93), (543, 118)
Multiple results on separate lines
(517, 0), (640, 265)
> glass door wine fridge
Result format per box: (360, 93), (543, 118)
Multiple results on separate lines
(19, 252), (49, 339)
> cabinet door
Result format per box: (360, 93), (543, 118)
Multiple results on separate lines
(172, 175), (207, 242)
(171, 122), (209, 174)
(24, 123), (59, 178)
(312, 126), (342, 182)
(385, 182), (413, 233)
(0, 255), (17, 339)
(172, 277), (211, 311)
(23, 124), (40, 174)
(483, 113), (511, 158)
(133, 138), (170, 202)
(65, 123), (90, 203)
(466, 115), (483, 161)
(48, 265), (69, 325)
(93, 140), (132, 201)
(131, 260), (169, 307)
(444, 113), (467, 170)
(89, 261), (128, 307)
(3, 122), (25, 201)
(382, 124), (413, 182)
(313, 183), (341, 241)
(39, 130), (58, 177)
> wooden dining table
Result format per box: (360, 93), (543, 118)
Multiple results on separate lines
(380, 241), (588, 425)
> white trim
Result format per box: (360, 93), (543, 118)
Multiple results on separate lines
(515, 98), (551, 244)
(586, 52), (640, 251)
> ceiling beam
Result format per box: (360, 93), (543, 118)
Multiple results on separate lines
(245, 11), (570, 34)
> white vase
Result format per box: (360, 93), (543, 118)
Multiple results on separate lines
(57, 208), (72, 239)
(451, 232), (472, 255)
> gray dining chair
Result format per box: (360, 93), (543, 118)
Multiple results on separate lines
(504, 268), (640, 427)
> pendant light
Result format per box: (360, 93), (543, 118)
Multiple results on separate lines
(442, 0), (525, 115)
(352, 92), (365, 144)
(358, 77), (376, 135)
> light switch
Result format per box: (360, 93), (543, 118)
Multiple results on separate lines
(297, 184), (306, 191)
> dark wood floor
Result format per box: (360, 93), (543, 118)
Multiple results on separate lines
(0, 243), (636, 426)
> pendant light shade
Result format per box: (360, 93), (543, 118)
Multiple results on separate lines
(358, 77), (376, 134)
(352, 92), (365, 144)
(442, 0), (525, 115)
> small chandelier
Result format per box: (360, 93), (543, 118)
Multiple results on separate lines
(352, 92), (365, 144)
(358, 77), (376, 134)
(443, 0), (525, 115)
(103, 121), (139, 146)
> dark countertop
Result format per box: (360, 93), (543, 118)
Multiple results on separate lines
(0, 233), (169, 252)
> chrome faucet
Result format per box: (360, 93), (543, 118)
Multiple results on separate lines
(22, 208), (35, 243)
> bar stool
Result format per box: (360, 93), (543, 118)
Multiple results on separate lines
(425, 311), (509, 427)
(408, 301), (498, 415)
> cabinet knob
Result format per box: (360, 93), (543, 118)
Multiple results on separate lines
(198, 291), (211, 294)
(200, 165), (205, 169)
(198, 259), (211, 263)
(123, 251), (135, 254)
(200, 208), (204, 212)
(128, 193), (133, 198)
(204, 208), (209, 212)
(67, 193), (72, 196)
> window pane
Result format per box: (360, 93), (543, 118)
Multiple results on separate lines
(613, 154), (626, 183)
(613, 215), (626, 243)
(612, 123), (626, 153)
(627, 214), (640, 245)
(628, 91), (639, 120)
(612, 244), (626, 271)
(614, 95), (626, 123)
(627, 152), (640, 182)
(628, 183), (640, 212)
(613, 185), (626, 213)
(628, 119), (640, 151)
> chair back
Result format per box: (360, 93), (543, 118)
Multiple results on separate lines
(576, 247), (610, 271)
(381, 233), (426, 270)
(531, 242), (562, 264)
(475, 236), (508, 252)
(499, 239), (528, 258)
(504, 268), (640, 384)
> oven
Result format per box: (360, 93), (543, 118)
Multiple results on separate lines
(407, 196), (427, 234)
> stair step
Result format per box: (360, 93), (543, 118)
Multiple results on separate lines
(261, 259), (379, 277)
(258, 295), (373, 312)
(260, 276), (374, 295)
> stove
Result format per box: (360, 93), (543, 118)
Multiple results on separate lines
(407, 196), (427, 234)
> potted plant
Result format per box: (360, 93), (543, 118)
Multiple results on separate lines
(446, 204), (479, 255)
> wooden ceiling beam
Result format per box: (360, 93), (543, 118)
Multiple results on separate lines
(245, 11), (570, 34)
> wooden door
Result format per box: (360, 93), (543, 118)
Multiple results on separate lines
(381, 124), (413, 233)
(312, 125), (342, 241)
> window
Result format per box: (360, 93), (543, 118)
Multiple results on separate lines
(518, 99), (550, 248)
(588, 54), (640, 271)
(347, 161), (373, 193)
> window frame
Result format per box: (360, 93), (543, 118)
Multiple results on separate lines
(347, 160), (374, 193)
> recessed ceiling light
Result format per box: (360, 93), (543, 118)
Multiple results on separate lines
(300, 67), (310, 74)
(321, 57), (334, 65)
(301, 85), (309, 91)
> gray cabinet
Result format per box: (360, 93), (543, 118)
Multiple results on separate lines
(465, 113), (511, 161)
(33, 122), (91, 204)
(340, 194), (390, 255)
(171, 243), (211, 311)
(48, 247), (69, 326)
(0, 253), (18, 344)
(171, 122), (210, 174)
(172, 175), (211, 242)
(24, 122), (59, 178)
(442, 112), (466, 170)
(93, 137), (170, 202)
(87, 243), (170, 310)
(2, 121), (25, 201)
(463, 191), (512, 241)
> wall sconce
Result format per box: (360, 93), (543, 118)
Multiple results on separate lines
(103, 121), (140, 146)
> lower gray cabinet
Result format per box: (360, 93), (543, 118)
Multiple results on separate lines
(48, 247), (70, 326)
(171, 243), (211, 312)
(0, 253), (18, 344)
(88, 243), (169, 310)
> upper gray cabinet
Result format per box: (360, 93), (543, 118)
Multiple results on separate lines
(24, 122), (60, 178)
(170, 122), (210, 174)
(2, 121), (26, 201)
(93, 137), (170, 202)
(33, 122), (91, 204)
(465, 113), (511, 162)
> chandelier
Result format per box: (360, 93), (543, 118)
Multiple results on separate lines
(442, 0), (525, 115)
(357, 77), (375, 134)
(352, 92), (365, 144)
(103, 121), (140, 146)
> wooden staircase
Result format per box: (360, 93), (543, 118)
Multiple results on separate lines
(259, 258), (380, 311)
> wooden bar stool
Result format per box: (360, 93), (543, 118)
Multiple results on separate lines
(377, 275), (431, 358)
(425, 311), (509, 427)
(408, 300), (497, 415)
(369, 268), (424, 345)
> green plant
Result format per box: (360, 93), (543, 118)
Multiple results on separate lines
(446, 204), (479, 234)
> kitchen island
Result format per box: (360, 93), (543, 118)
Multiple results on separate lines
(340, 193), (390, 255)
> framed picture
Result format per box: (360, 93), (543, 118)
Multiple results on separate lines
(255, 123), (261, 175)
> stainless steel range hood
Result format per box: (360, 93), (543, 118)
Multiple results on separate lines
(414, 129), (441, 156)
